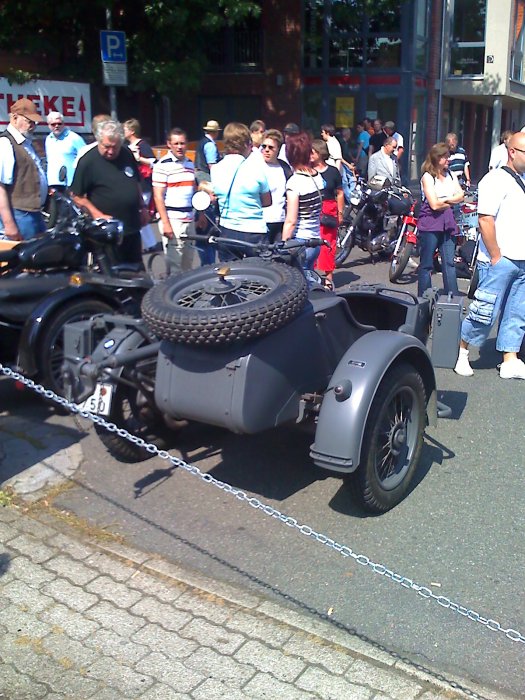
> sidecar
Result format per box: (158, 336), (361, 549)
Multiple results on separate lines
(63, 257), (455, 513)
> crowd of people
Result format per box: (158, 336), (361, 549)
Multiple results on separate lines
(0, 97), (523, 379)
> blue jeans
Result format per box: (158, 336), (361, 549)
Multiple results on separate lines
(13, 209), (46, 240)
(295, 238), (321, 271)
(341, 165), (356, 204)
(418, 229), (458, 297)
(461, 257), (525, 352)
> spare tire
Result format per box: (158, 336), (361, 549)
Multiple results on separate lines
(141, 258), (308, 346)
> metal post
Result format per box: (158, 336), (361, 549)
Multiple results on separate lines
(491, 97), (502, 150)
(106, 8), (118, 120)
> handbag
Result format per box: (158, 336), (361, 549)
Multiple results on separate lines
(320, 213), (338, 228)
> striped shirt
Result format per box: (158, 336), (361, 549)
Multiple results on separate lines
(152, 155), (195, 222)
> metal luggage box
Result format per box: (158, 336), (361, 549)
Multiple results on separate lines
(431, 293), (464, 369)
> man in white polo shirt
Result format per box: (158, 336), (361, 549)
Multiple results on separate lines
(152, 127), (196, 273)
(455, 131), (525, 379)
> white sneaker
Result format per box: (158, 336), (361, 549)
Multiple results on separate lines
(499, 358), (525, 380)
(454, 349), (473, 376)
(407, 256), (419, 269)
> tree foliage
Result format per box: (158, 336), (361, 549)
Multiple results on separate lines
(0, 0), (260, 94)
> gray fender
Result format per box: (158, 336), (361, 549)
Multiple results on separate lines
(310, 330), (436, 474)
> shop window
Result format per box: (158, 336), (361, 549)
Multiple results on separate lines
(449, 0), (487, 76)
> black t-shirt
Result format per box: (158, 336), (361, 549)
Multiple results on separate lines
(369, 131), (387, 153)
(319, 164), (342, 200)
(71, 145), (141, 234)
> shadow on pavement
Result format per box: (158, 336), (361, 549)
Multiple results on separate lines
(0, 552), (11, 577)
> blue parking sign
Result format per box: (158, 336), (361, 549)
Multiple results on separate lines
(100, 31), (127, 63)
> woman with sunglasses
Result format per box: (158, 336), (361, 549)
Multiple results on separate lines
(260, 129), (292, 243)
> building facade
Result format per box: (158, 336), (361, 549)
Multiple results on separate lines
(174, 0), (525, 181)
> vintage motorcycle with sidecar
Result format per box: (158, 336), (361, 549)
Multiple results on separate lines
(0, 191), (154, 395)
(62, 203), (458, 513)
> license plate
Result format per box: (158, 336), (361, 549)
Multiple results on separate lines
(76, 383), (114, 416)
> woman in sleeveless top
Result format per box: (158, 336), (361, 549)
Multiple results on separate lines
(417, 142), (464, 296)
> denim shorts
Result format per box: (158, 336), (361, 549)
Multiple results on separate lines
(461, 256), (525, 352)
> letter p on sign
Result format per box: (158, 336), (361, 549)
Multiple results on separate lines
(100, 31), (127, 63)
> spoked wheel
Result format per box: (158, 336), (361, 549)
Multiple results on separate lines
(389, 237), (415, 283)
(335, 222), (354, 267)
(95, 378), (174, 463)
(350, 363), (426, 513)
(141, 258), (308, 345)
(38, 299), (114, 396)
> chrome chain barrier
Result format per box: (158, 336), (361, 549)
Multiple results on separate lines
(2, 362), (524, 646)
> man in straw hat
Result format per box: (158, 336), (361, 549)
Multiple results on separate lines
(0, 98), (48, 241)
(194, 119), (222, 184)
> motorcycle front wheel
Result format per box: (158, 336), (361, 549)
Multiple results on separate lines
(389, 238), (415, 283)
(335, 222), (355, 267)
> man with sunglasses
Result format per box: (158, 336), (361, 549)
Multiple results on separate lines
(45, 111), (85, 189)
(0, 98), (48, 241)
(260, 129), (292, 243)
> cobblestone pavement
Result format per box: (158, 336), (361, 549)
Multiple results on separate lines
(0, 504), (511, 700)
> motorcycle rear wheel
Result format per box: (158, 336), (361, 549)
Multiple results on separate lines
(38, 298), (114, 396)
(95, 380), (175, 463)
(389, 239), (414, 283)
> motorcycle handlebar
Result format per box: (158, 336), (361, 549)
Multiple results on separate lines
(181, 233), (330, 251)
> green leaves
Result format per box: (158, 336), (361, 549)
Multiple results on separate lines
(0, 0), (260, 94)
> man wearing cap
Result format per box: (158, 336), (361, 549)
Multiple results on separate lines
(0, 98), (48, 241)
(278, 122), (300, 164)
(194, 120), (222, 184)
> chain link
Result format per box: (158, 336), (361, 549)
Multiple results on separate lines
(2, 362), (524, 646)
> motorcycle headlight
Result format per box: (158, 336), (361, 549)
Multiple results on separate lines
(90, 218), (124, 246)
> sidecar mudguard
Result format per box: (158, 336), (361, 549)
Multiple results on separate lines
(17, 284), (120, 376)
(310, 330), (437, 474)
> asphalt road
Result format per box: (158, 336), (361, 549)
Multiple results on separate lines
(4, 247), (525, 698)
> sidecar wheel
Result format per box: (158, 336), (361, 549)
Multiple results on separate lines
(350, 363), (426, 513)
(142, 258), (308, 345)
(95, 382), (173, 463)
(38, 299), (114, 396)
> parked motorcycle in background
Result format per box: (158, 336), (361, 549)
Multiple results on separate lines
(388, 198), (420, 282)
(335, 177), (415, 267)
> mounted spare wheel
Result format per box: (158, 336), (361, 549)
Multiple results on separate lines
(141, 258), (308, 346)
